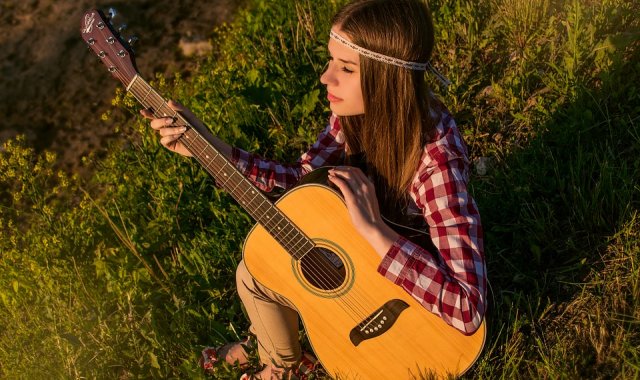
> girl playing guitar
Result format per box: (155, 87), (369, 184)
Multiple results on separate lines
(142, 0), (486, 378)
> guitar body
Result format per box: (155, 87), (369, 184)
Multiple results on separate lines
(243, 176), (485, 379)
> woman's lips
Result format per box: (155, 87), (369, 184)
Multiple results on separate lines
(327, 93), (343, 102)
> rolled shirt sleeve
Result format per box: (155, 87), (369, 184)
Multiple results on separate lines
(377, 113), (486, 335)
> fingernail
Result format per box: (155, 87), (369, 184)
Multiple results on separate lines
(180, 127), (187, 132)
(165, 118), (173, 125)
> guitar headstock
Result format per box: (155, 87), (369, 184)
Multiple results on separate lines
(80, 9), (139, 87)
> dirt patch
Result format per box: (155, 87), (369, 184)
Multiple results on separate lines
(0, 0), (242, 171)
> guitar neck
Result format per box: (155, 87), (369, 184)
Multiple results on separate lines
(126, 75), (313, 258)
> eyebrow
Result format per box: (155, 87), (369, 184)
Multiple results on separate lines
(328, 52), (358, 66)
(338, 58), (358, 65)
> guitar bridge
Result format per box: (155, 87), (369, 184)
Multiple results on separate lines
(349, 299), (409, 346)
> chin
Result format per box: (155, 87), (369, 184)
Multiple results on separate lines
(330, 105), (364, 117)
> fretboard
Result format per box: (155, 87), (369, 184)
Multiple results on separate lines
(126, 75), (313, 259)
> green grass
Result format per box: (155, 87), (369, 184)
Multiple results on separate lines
(1, 0), (639, 378)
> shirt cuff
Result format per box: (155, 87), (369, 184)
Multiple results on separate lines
(231, 146), (252, 177)
(377, 236), (416, 285)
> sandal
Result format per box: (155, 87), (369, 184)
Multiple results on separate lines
(292, 351), (318, 379)
(199, 337), (254, 374)
(239, 351), (318, 380)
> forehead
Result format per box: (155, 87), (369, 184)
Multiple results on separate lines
(328, 28), (360, 64)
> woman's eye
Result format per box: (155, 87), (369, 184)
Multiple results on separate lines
(325, 57), (354, 73)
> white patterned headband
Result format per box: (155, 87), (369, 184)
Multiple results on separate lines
(329, 30), (451, 87)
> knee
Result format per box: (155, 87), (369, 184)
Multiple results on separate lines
(236, 260), (254, 296)
(236, 260), (248, 286)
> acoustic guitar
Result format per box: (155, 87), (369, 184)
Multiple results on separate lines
(81, 9), (486, 379)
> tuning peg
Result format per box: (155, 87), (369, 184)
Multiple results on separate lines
(127, 36), (138, 46)
(107, 7), (117, 21)
(118, 24), (127, 33)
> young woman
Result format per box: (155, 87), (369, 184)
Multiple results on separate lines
(142, 0), (486, 378)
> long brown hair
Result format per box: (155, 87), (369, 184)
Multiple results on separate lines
(332, 0), (437, 209)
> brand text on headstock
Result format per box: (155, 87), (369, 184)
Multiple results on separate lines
(82, 12), (96, 34)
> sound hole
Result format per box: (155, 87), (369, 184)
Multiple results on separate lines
(300, 247), (347, 291)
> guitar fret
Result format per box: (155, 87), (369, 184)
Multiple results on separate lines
(198, 144), (209, 161)
(218, 162), (234, 187)
(281, 225), (298, 245)
(292, 232), (309, 256)
(289, 231), (306, 251)
(141, 85), (152, 105)
(202, 145), (217, 161)
(243, 183), (263, 210)
(227, 172), (247, 200)
(246, 189), (260, 208)
(158, 100), (168, 116)
(255, 201), (276, 228)
(275, 217), (297, 246)
(257, 200), (273, 223)
(235, 182), (255, 208)
(148, 88), (163, 111)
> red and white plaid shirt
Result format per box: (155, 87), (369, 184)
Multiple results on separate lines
(231, 110), (486, 335)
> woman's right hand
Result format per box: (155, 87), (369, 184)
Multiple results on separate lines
(140, 100), (195, 157)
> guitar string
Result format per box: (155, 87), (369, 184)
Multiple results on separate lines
(126, 77), (377, 324)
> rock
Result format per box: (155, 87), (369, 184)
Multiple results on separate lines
(473, 156), (494, 176)
(179, 37), (213, 57)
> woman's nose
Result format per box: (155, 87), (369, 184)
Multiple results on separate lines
(320, 69), (328, 85)
(320, 67), (335, 86)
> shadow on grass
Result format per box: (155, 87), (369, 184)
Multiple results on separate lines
(473, 35), (640, 378)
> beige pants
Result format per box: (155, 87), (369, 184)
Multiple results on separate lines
(236, 260), (301, 368)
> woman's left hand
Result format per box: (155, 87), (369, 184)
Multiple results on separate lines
(327, 166), (398, 258)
